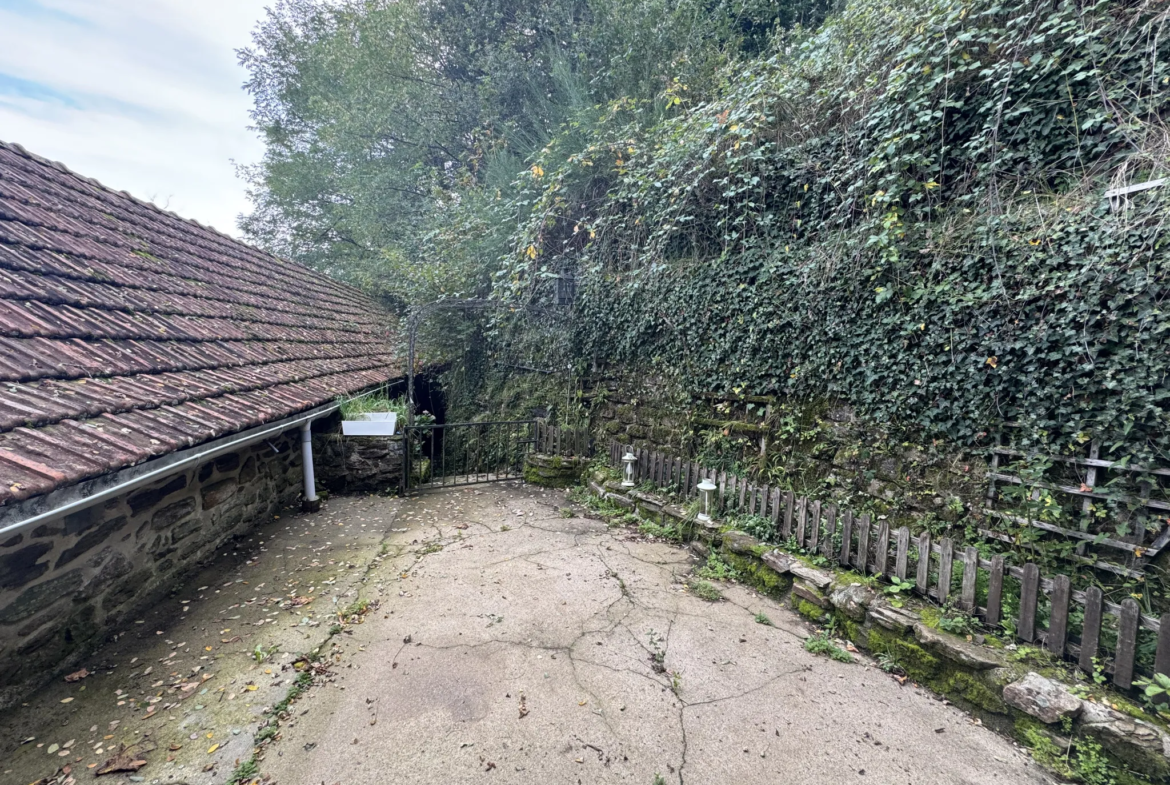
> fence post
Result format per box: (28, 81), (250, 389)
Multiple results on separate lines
(1078, 587), (1103, 675)
(839, 509), (854, 567)
(938, 539), (954, 604)
(894, 527), (910, 581)
(1018, 563), (1040, 643)
(782, 492), (794, 539)
(822, 505), (838, 560)
(1046, 575), (1071, 657)
(795, 497), (809, 546)
(960, 547), (979, 613)
(807, 501), (822, 551)
(856, 515), (871, 574)
(916, 532), (931, 595)
(1115, 599), (1141, 689)
(986, 555), (1005, 627)
(875, 520), (890, 577)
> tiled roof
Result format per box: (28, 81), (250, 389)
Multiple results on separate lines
(0, 140), (400, 506)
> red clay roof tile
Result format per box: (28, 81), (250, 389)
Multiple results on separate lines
(0, 140), (401, 505)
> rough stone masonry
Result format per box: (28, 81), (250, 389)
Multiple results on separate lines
(0, 416), (404, 709)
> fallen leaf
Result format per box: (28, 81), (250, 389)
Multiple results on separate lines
(207, 744), (219, 754)
(60, 697), (74, 704)
(95, 745), (147, 776)
(64, 669), (89, 683)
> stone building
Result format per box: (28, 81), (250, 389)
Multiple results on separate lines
(0, 141), (401, 707)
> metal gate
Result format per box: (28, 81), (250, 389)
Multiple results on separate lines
(402, 420), (536, 493)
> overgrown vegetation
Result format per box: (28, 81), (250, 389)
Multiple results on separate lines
(244, 0), (1170, 639)
(337, 393), (407, 420)
(804, 631), (853, 663)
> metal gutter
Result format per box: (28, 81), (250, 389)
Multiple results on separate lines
(0, 400), (344, 539)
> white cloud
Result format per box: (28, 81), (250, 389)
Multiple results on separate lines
(0, 0), (270, 236)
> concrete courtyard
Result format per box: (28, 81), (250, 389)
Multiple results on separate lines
(5, 482), (1052, 785)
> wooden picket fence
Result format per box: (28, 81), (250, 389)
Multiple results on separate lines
(535, 420), (591, 457)
(606, 442), (1170, 689)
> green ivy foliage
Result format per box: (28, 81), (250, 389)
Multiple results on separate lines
(500, 0), (1170, 478)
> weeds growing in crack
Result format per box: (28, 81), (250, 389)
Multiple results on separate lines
(696, 553), (740, 582)
(754, 612), (773, 626)
(688, 579), (723, 601)
(648, 630), (667, 673)
(670, 670), (683, 696)
(804, 631), (853, 663)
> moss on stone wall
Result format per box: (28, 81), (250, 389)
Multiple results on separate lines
(724, 551), (790, 599)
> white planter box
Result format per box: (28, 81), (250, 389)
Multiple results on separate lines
(341, 412), (398, 436)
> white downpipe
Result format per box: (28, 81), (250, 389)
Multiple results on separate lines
(301, 421), (318, 503)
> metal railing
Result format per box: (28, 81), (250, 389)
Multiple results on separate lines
(402, 420), (536, 492)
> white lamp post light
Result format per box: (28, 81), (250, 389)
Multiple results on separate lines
(696, 478), (717, 522)
(621, 452), (637, 487)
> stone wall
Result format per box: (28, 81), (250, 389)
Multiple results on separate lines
(0, 429), (304, 709)
(584, 373), (988, 533)
(0, 412), (406, 708)
(313, 413), (404, 495)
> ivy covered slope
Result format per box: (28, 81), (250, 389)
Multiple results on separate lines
(504, 0), (1170, 469)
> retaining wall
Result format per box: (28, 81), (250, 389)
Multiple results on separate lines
(0, 414), (402, 708)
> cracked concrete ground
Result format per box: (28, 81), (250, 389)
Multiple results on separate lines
(4, 481), (1053, 785)
(265, 483), (1053, 785)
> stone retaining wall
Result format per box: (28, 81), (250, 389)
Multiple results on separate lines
(0, 413), (404, 709)
(0, 428), (311, 709)
(584, 473), (1170, 781)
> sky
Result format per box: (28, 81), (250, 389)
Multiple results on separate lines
(0, 0), (272, 236)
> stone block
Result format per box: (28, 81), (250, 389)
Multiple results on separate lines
(54, 515), (127, 569)
(913, 623), (1003, 670)
(761, 550), (796, 574)
(793, 578), (831, 609)
(789, 562), (834, 590)
(829, 582), (876, 621)
(1001, 672), (1082, 724)
(721, 530), (761, 555)
(128, 475), (187, 515)
(0, 543), (51, 590)
(690, 541), (710, 559)
(868, 604), (919, 633)
(214, 452), (240, 473)
(1080, 700), (1170, 776)
(201, 478), (238, 509)
(0, 570), (83, 624)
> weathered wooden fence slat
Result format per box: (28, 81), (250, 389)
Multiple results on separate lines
(795, 497), (809, 547)
(960, 547), (979, 613)
(856, 515), (872, 574)
(875, 520), (890, 578)
(782, 492), (795, 539)
(894, 527), (910, 581)
(1079, 587), (1103, 675)
(808, 501), (822, 551)
(1047, 575), (1071, 657)
(986, 555), (1005, 628)
(839, 510), (854, 567)
(823, 505), (838, 560)
(916, 532), (932, 594)
(1115, 599), (1141, 689)
(1157, 613), (1170, 677)
(1019, 563), (1040, 643)
(938, 539), (954, 605)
